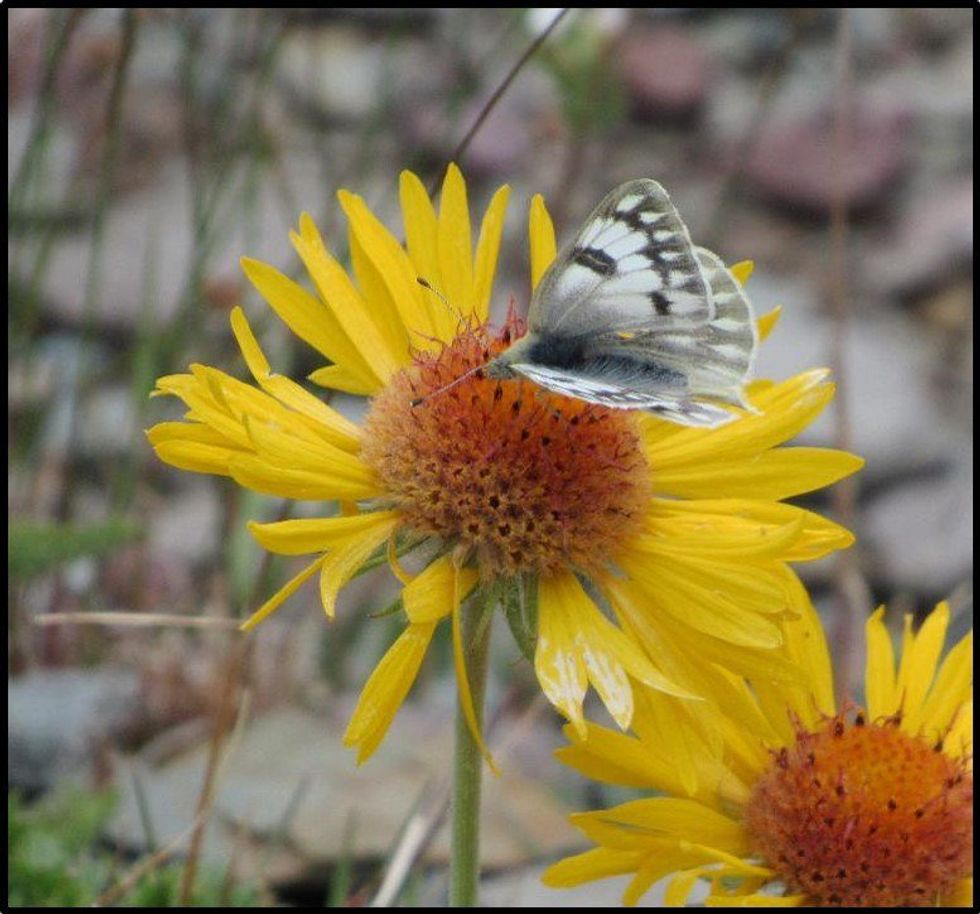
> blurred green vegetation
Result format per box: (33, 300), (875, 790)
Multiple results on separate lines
(8, 787), (259, 907)
(9, 519), (141, 582)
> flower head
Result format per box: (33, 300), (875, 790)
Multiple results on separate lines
(147, 165), (862, 762)
(544, 602), (973, 907)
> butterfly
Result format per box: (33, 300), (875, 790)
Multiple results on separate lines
(483, 179), (759, 427)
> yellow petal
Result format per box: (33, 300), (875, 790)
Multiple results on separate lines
(706, 892), (805, 907)
(757, 305), (782, 341)
(437, 163), (475, 336)
(944, 699), (972, 764)
(239, 556), (323, 631)
(541, 847), (642, 889)
(402, 555), (479, 623)
(642, 370), (839, 467)
(472, 184), (511, 321)
(340, 190), (426, 355)
(942, 878), (973, 908)
(779, 590), (836, 720)
(729, 260), (754, 285)
(666, 852), (774, 907)
(653, 447), (864, 501)
(591, 797), (746, 850)
(239, 255), (382, 392)
(399, 170), (442, 303)
(248, 510), (401, 555)
(148, 434), (239, 476)
(343, 622), (437, 763)
(649, 497), (853, 562)
(307, 364), (378, 396)
(535, 575), (588, 736)
(529, 193), (557, 290)
(228, 454), (378, 501)
(537, 573), (696, 734)
(865, 606), (897, 721)
(229, 306), (361, 450)
(895, 603), (948, 726)
(637, 515), (806, 563)
(632, 687), (712, 799)
(146, 420), (230, 449)
(625, 855), (693, 907)
(555, 722), (672, 791)
(450, 566), (498, 773)
(239, 419), (378, 495)
(622, 554), (784, 649)
(291, 213), (400, 384)
(918, 625), (973, 740)
(318, 514), (401, 618)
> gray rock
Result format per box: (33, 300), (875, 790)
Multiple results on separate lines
(76, 386), (139, 458)
(479, 861), (704, 907)
(109, 704), (578, 879)
(748, 273), (949, 473)
(863, 180), (973, 299)
(9, 667), (140, 795)
(36, 153), (321, 331)
(863, 445), (973, 593)
(147, 480), (222, 566)
(276, 24), (385, 123)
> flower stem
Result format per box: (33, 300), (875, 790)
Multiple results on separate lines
(449, 598), (493, 906)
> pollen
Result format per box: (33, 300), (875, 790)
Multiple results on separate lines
(361, 313), (651, 578)
(744, 710), (973, 907)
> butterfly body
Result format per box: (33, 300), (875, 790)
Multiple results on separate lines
(485, 180), (759, 427)
(485, 329), (689, 400)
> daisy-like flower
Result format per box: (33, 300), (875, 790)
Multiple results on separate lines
(147, 164), (862, 763)
(543, 601), (973, 907)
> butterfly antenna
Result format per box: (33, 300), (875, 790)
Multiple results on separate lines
(411, 362), (488, 407)
(417, 277), (467, 326)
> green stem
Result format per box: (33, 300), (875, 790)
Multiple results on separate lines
(449, 598), (494, 907)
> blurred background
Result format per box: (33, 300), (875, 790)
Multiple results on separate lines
(8, 8), (972, 907)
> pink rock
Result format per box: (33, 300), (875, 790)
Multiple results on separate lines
(746, 107), (908, 215)
(617, 25), (711, 120)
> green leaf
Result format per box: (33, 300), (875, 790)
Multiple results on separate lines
(8, 519), (140, 581)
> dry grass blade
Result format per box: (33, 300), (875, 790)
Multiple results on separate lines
(178, 639), (252, 903)
(369, 689), (549, 907)
(92, 689), (252, 906)
(429, 8), (572, 196)
(33, 612), (243, 630)
(828, 8), (871, 703)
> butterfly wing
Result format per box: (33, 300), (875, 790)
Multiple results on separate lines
(506, 362), (738, 427)
(510, 246), (758, 427)
(594, 246), (758, 405)
(528, 180), (715, 337)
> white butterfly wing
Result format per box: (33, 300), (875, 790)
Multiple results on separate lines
(510, 245), (758, 426)
(528, 180), (715, 337)
(507, 362), (739, 427)
(594, 246), (758, 404)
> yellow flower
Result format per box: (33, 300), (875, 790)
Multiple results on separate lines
(147, 164), (862, 763)
(543, 602), (973, 907)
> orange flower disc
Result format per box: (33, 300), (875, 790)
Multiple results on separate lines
(362, 314), (651, 578)
(745, 711), (973, 907)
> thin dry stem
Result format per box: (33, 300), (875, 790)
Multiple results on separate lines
(828, 9), (870, 703)
(178, 638), (251, 903)
(93, 690), (252, 906)
(429, 8), (571, 196)
(33, 611), (242, 629)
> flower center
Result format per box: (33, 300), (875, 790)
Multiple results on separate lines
(744, 711), (973, 907)
(361, 313), (651, 578)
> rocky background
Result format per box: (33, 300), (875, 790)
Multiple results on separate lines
(8, 8), (973, 906)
